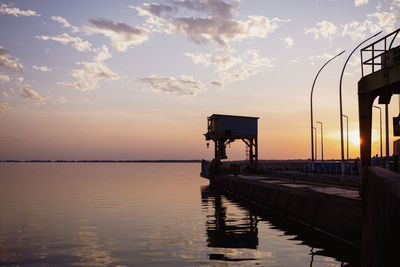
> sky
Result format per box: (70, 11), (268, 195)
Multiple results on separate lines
(1, 0), (400, 161)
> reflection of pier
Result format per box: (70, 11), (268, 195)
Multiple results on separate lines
(201, 172), (360, 244)
(201, 184), (360, 265)
(201, 186), (258, 249)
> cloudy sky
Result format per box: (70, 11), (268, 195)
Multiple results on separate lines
(0, 0), (399, 160)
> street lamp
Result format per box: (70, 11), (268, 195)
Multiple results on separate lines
(342, 115), (349, 161)
(316, 121), (324, 162)
(373, 105), (383, 158)
(310, 51), (345, 167)
(314, 127), (317, 160)
(339, 31), (382, 180)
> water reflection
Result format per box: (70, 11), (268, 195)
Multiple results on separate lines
(202, 186), (258, 249)
(201, 185), (259, 262)
(201, 185), (360, 266)
(69, 225), (116, 266)
(0, 163), (359, 266)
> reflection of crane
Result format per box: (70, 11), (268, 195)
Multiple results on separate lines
(204, 114), (259, 173)
(201, 186), (259, 249)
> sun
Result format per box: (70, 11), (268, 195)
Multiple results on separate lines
(348, 130), (360, 147)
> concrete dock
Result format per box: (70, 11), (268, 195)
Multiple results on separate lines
(237, 174), (359, 199)
(204, 173), (361, 247)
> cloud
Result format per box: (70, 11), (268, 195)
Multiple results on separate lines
(36, 33), (93, 52)
(94, 45), (112, 62)
(32, 65), (52, 72)
(58, 45), (119, 91)
(171, 16), (286, 47)
(51, 16), (80, 32)
(211, 80), (223, 87)
(51, 15), (71, 27)
(0, 74), (10, 82)
(0, 102), (10, 113)
(174, 0), (239, 19)
(19, 88), (46, 101)
(0, 45), (23, 72)
(51, 96), (66, 104)
(304, 20), (338, 40)
(214, 49), (274, 87)
(341, 21), (368, 41)
(132, 3), (175, 17)
(341, 8), (397, 41)
(0, 3), (40, 17)
(282, 37), (294, 48)
(186, 48), (274, 87)
(367, 9), (397, 32)
(85, 19), (150, 52)
(184, 48), (242, 71)
(355, 0), (368, 7)
(308, 52), (343, 65)
(134, 0), (289, 47)
(140, 74), (205, 95)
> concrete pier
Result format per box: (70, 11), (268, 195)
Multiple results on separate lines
(205, 173), (361, 247)
(362, 167), (400, 267)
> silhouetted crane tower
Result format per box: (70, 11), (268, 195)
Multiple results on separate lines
(204, 114), (258, 172)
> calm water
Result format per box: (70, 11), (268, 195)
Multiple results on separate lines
(0, 163), (359, 266)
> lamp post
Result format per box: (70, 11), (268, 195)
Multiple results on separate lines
(314, 127), (317, 161)
(339, 31), (381, 180)
(310, 51), (345, 168)
(316, 121), (324, 162)
(373, 105), (383, 158)
(342, 115), (349, 161)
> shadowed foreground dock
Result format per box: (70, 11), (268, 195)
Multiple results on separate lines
(202, 172), (361, 248)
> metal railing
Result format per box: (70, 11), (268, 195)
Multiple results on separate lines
(361, 28), (400, 77)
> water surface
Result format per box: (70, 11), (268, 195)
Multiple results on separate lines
(0, 163), (359, 266)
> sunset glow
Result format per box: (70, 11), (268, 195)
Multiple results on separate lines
(1, 1), (400, 160)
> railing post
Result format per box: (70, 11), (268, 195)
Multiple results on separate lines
(372, 44), (375, 73)
(361, 49), (364, 76)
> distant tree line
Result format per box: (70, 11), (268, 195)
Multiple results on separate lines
(0, 160), (201, 163)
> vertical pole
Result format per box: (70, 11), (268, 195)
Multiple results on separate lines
(346, 116), (349, 161)
(340, 104), (345, 177)
(380, 107), (383, 159)
(314, 127), (317, 161)
(342, 115), (349, 161)
(311, 98), (314, 163)
(214, 139), (219, 173)
(249, 138), (254, 167)
(321, 124), (324, 163)
(339, 31), (381, 181)
(361, 49), (364, 77)
(255, 137), (258, 168)
(386, 103), (390, 169)
(373, 106), (383, 158)
(317, 121), (324, 162)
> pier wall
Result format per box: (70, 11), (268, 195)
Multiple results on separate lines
(210, 175), (361, 246)
(362, 167), (400, 267)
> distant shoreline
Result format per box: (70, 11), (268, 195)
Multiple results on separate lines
(0, 160), (201, 163)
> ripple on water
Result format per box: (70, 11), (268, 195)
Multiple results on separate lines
(0, 163), (359, 266)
